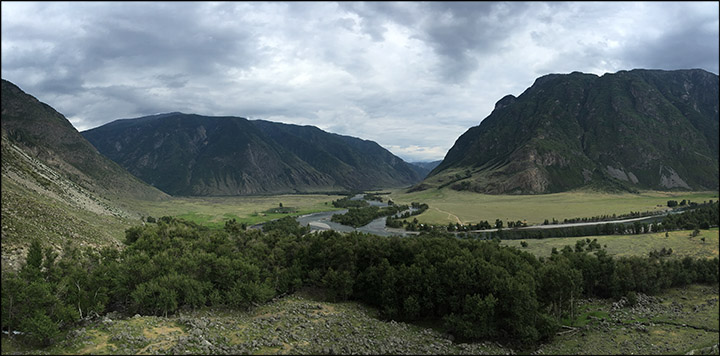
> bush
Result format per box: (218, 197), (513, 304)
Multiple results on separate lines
(4, 217), (718, 349)
(625, 291), (638, 307)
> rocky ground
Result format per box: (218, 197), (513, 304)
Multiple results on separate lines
(4, 291), (512, 355)
(533, 284), (719, 355)
(2, 284), (717, 355)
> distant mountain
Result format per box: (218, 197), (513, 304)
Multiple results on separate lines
(252, 120), (421, 193)
(420, 69), (719, 194)
(409, 160), (442, 179)
(82, 113), (422, 196)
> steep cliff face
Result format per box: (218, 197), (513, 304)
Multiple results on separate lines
(83, 113), (422, 196)
(423, 69), (719, 194)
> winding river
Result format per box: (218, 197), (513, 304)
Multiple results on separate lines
(295, 194), (416, 236)
(271, 194), (682, 237)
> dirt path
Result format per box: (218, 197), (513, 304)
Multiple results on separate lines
(433, 207), (462, 224)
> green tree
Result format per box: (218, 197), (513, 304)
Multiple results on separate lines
(20, 310), (60, 346)
(539, 258), (583, 321)
(625, 291), (638, 307)
(495, 219), (504, 229)
(1, 272), (25, 341)
(131, 279), (178, 317)
(322, 267), (354, 302)
(25, 239), (44, 272)
(444, 293), (498, 339)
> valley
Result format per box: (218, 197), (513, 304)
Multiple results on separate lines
(2, 70), (718, 355)
(2, 189), (717, 355)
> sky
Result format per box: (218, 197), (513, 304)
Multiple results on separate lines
(2, 2), (718, 162)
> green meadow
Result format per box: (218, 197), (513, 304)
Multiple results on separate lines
(126, 188), (718, 231)
(388, 188), (719, 226)
(503, 228), (720, 259)
(128, 194), (345, 228)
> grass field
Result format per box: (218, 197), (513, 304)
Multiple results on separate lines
(128, 194), (345, 228)
(387, 188), (719, 226)
(503, 228), (720, 259)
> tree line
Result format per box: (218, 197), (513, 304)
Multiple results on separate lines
(385, 202), (429, 230)
(331, 204), (409, 227)
(2, 214), (717, 348)
(331, 196), (369, 208)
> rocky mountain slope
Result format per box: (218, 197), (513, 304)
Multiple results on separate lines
(1, 79), (168, 270)
(82, 113), (422, 196)
(1, 79), (168, 201)
(422, 69), (719, 194)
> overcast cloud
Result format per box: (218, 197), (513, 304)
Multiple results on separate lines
(2, 2), (718, 162)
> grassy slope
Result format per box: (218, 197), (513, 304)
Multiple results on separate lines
(1, 177), (134, 271)
(388, 188), (719, 225)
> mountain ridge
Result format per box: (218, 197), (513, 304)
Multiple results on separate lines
(422, 68), (719, 194)
(82, 113), (423, 196)
(1, 79), (168, 201)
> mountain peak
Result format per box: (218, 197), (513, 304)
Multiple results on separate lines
(493, 94), (517, 111)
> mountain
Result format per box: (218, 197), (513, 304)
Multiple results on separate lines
(1, 79), (168, 270)
(1, 79), (168, 202)
(409, 160), (442, 179)
(252, 120), (421, 192)
(421, 69), (719, 194)
(82, 113), (422, 196)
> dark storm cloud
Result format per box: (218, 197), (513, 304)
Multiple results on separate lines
(2, 2), (718, 162)
(340, 2), (532, 82)
(3, 2), (261, 92)
(418, 2), (530, 82)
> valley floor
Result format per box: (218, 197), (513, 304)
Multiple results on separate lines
(503, 228), (719, 260)
(388, 189), (719, 226)
(2, 284), (717, 355)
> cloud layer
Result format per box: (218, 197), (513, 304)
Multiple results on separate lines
(2, 2), (718, 161)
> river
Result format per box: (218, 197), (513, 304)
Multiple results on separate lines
(277, 195), (680, 237)
(294, 194), (417, 236)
